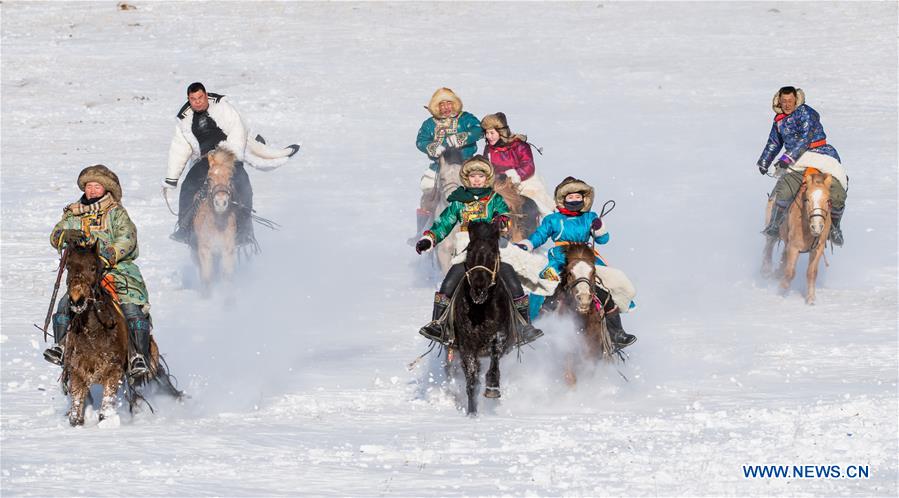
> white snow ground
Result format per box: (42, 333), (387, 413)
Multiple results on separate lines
(1, 2), (897, 496)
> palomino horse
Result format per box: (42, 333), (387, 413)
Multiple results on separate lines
(192, 147), (239, 292)
(553, 244), (615, 385)
(445, 220), (514, 416)
(493, 174), (541, 243)
(762, 169), (833, 304)
(61, 245), (182, 426)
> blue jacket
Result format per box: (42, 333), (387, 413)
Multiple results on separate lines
(527, 211), (610, 275)
(416, 112), (483, 171)
(758, 104), (840, 168)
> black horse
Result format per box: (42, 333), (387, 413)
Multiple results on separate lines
(447, 220), (514, 416)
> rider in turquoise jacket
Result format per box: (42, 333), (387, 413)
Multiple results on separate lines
(517, 177), (636, 348)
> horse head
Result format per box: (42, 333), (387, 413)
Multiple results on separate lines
(464, 221), (501, 304)
(207, 147), (237, 214)
(803, 172), (832, 238)
(65, 244), (103, 314)
(563, 244), (597, 314)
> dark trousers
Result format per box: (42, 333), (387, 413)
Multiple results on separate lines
(439, 262), (525, 299)
(176, 157), (254, 244)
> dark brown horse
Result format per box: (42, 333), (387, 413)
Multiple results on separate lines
(61, 245), (182, 426)
(552, 244), (615, 385)
(445, 220), (514, 415)
(493, 174), (541, 243)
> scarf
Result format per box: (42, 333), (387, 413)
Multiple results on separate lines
(447, 186), (492, 203)
(65, 193), (117, 216)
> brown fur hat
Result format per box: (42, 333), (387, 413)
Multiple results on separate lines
(460, 155), (495, 188)
(427, 87), (463, 118)
(772, 87), (806, 114)
(554, 176), (594, 212)
(481, 112), (527, 143)
(77, 164), (122, 201)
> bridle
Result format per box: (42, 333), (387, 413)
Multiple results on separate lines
(464, 255), (500, 288)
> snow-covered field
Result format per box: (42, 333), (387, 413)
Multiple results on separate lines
(2, 2), (897, 496)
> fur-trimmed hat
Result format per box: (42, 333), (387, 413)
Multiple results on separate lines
(481, 112), (527, 143)
(772, 87), (806, 114)
(426, 87), (463, 118)
(460, 155), (495, 188)
(554, 176), (594, 212)
(77, 164), (122, 201)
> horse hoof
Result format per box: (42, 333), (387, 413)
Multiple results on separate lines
(484, 387), (501, 399)
(68, 417), (83, 427)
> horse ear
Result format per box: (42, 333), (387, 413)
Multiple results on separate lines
(823, 174), (832, 187)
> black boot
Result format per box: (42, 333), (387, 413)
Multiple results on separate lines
(513, 295), (544, 347)
(42, 311), (70, 366)
(829, 208), (844, 246)
(419, 292), (450, 345)
(123, 305), (152, 378)
(762, 200), (789, 238)
(605, 311), (636, 349)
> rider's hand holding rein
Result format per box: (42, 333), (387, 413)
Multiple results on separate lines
(415, 236), (434, 254)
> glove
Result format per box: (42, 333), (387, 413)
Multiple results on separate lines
(514, 243), (529, 251)
(286, 144), (301, 157)
(505, 169), (522, 184)
(60, 229), (89, 246)
(591, 218), (603, 231)
(774, 154), (793, 170)
(432, 144), (446, 158)
(415, 237), (433, 254)
(758, 162), (769, 175)
(445, 134), (461, 148)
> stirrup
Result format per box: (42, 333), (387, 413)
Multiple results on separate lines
(43, 345), (64, 366)
(418, 321), (450, 346)
(516, 324), (544, 347)
(128, 355), (150, 377)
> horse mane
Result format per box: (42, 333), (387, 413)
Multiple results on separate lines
(563, 243), (595, 266)
(493, 177), (524, 213)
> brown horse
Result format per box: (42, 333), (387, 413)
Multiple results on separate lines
(192, 147), (238, 292)
(763, 170), (833, 304)
(552, 244), (615, 385)
(62, 245), (182, 426)
(493, 174), (541, 243)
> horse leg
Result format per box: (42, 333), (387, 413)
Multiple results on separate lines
(67, 376), (88, 426)
(197, 244), (214, 293)
(805, 240), (825, 305)
(779, 244), (800, 295)
(484, 343), (501, 399)
(461, 352), (480, 416)
(98, 373), (123, 422)
(564, 353), (577, 387)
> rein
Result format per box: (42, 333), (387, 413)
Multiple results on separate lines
(464, 255), (500, 288)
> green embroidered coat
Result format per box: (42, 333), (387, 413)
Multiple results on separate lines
(50, 194), (150, 306)
(425, 191), (509, 244)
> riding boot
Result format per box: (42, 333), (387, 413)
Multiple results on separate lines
(605, 311), (637, 349)
(122, 304), (152, 378)
(762, 200), (790, 238)
(43, 296), (70, 366)
(513, 295), (544, 347)
(829, 207), (844, 246)
(419, 292), (451, 345)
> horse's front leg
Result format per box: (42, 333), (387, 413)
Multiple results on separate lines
(805, 238), (826, 305)
(196, 243), (215, 292)
(779, 244), (800, 295)
(484, 341), (501, 399)
(761, 237), (777, 277)
(220, 221), (237, 283)
(98, 369), (124, 422)
(461, 352), (480, 416)
(67, 376), (88, 427)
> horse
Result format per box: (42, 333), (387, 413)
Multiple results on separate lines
(192, 146), (239, 293)
(493, 174), (541, 242)
(445, 220), (514, 416)
(61, 245), (183, 426)
(762, 170), (833, 304)
(551, 244), (615, 385)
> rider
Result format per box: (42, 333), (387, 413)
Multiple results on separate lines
(757, 86), (848, 246)
(44, 165), (154, 376)
(163, 82), (299, 248)
(414, 156), (543, 347)
(413, 87), (483, 238)
(481, 112), (556, 216)
(516, 177), (637, 348)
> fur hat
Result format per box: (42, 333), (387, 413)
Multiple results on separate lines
(554, 176), (594, 212)
(481, 112), (527, 143)
(772, 87), (806, 114)
(460, 155), (495, 188)
(77, 164), (122, 201)
(426, 87), (463, 118)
